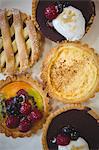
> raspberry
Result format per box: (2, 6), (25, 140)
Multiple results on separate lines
(56, 134), (70, 146)
(44, 4), (59, 20)
(6, 116), (20, 129)
(19, 118), (31, 132)
(27, 108), (43, 123)
(20, 102), (32, 115)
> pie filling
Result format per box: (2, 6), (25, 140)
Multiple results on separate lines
(48, 46), (98, 101)
(46, 109), (99, 150)
(0, 82), (43, 133)
(36, 0), (95, 42)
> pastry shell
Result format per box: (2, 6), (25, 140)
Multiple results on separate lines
(41, 41), (99, 103)
(32, 0), (95, 34)
(0, 9), (44, 75)
(0, 74), (50, 138)
(42, 104), (99, 150)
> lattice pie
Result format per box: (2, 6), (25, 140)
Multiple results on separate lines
(0, 9), (43, 75)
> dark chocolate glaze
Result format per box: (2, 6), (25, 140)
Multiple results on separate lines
(47, 109), (99, 150)
(36, 0), (95, 42)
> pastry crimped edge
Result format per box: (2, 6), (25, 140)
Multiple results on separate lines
(41, 41), (99, 103)
(42, 104), (99, 150)
(32, 0), (95, 33)
(0, 9), (44, 75)
(0, 74), (50, 138)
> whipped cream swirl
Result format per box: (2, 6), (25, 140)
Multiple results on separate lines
(53, 6), (85, 41)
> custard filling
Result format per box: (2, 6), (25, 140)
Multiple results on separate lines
(48, 46), (98, 100)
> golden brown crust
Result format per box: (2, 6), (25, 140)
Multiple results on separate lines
(41, 41), (99, 103)
(0, 74), (50, 138)
(42, 104), (99, 150)
(32, 0), (40, 30)
(0, 9), (43, 75)
(12, 9), (29, 72)
(0, 9), (15, 74)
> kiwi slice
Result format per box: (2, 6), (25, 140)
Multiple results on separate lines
(0, 94), (6, 120)
(27, 88), (43, 111)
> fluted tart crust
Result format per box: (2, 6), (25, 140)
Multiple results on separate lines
(0, 74), (49, 138)
(42, 104), (99, 150)
(41, 41), (99, 103)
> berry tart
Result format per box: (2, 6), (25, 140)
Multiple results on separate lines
(41, 41), (99, 103)
(32, 0), (95, 42)
(0, 75), (49, 138)
(0, 9), (43, 75)
(42, 105), (99, 150)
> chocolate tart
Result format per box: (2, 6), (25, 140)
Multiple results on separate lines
(41, 41), (99, 103)
(0, 9), (43, 75)
(0, 74), (49, 138)
(42, 105), (99, 150)
(32, 0), (95, 42)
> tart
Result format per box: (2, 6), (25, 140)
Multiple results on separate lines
(0, 9), (43, 75)
(41, 41), (99, 103)
(0, 75), (49, 138)
(42, 105), (99, 150)
(32, 0), (95, 42)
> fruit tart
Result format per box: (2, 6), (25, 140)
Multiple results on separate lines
(0, 9), (43, 75)
(0, 75), (49, 138)
(41, 41), (99, 103)
(42, 105), (99, 150)
(32, 0), (95, 42)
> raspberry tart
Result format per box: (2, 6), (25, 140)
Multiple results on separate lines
(0, 9), (43, 75)
(41, 41), (99, 103)
(32, 0), (95, 42)
(42, 105), (99, 150)
(0, 75), (49, 138)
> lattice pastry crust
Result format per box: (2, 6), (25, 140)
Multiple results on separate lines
(0, 9), (43, 75)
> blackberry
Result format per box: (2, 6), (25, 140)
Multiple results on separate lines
(6, 102), (20, 116)
(70, 129), (80, 140)
(56, 1), (63, 13)
(62, 125), (72, 135)
(62, 125), (80, 140)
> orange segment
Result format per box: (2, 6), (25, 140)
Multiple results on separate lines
(1, 82), (32, 98)
(0, 81), (43, 110)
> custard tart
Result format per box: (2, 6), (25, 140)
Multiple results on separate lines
(41, 42), (99, 103)
(0, 75), (49, 138)
(32, 0), (95, 42)
(42, 105), (99, 150)
(0, 9), (43, 75)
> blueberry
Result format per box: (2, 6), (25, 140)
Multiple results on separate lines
(50, 137), (56, 144)
(49, 137), (58, 150)
(62, 125), (72, 135)
(13, 97), (19, 104)
(63, 1), (70, 8)
(70, 130), (80, 140)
